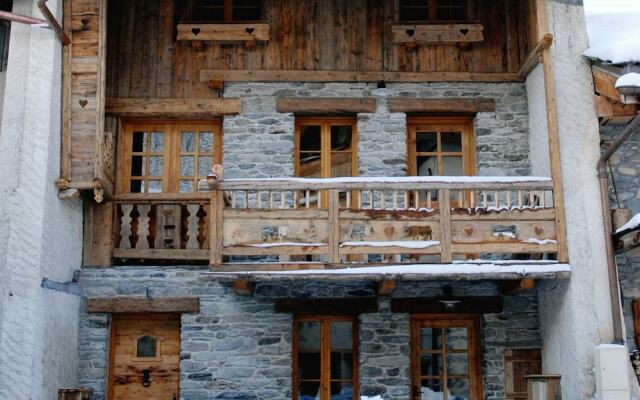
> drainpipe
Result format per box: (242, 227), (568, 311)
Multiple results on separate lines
(597, 112), (640, 344)
(0, 1), (69, 45)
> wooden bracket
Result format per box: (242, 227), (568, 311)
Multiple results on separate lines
(377, 279), (397, 296)
(500, 278), (535, 295)
(233, 279), (254, 296)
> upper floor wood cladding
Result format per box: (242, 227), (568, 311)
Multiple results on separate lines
(106, 0), (536, 98)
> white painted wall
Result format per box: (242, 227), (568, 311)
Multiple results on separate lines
(0, 1), (84, 399)
(527, 0), (637, 398)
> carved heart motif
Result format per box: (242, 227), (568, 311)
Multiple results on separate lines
(81, 18), (90, 29)
(464, 227), (474, 236)
(191, 27), (201, 36)
(245, 27), (255, 35)
(534, 226), (544, 237)
(405, 29), (415, 37)
(79, 99), (88, 108)
(384, 226), (395, 237)
(460, 28), (469, 35)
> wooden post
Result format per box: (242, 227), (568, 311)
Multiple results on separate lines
(439, 189), (452, 263)
(328, 190), (341, 264)
(209, 165), (224, 268)
(536, 0), (569, 263)
(526, 374), (561, 400)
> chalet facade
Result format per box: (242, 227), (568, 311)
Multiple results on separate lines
(0, 0), (636, 399)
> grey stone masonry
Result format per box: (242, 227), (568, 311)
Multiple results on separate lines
(221, 82), (532, 180)
(77, 267), (540, 400)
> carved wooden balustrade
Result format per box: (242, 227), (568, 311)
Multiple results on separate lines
(112, 172), (561, 268)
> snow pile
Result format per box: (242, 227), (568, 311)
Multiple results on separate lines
(341, 240), (440, 249)
(615, 213), (640, 234)
(230, 242), (327, 248)
(584, 6), (640, 64)
(361, 397), (384, 400)
(616, 72), (640, 88)
(222, 176), (551, 184)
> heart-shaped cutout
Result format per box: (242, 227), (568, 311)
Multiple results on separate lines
(81, 18), (89, 26)
(464, 227), (474, 236)
(406, 28), (415, 37)
(460, 28), (469, 35)
(534, 226), (544, 237)
(245, 27), (255, 35)
(191, 27), (201, 36)
(79, 99), (88, 108)
(384, 226), (395, 237)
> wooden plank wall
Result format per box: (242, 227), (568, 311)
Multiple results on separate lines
(106, 0), (534, 98)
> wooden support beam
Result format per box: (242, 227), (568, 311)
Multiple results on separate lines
(388, 98), (496, 114)
(275, 298), (378, 315)
(518, 33), (553, 79)
(105, 98), (241, 118)
(233, 279), (254, 296)
(592, 66), (626, 104)
(276, 98), (377, 114)
(86, 297), (200, 313)
(500, 278), (535, 295)
(200, 69), (522, 84)
(391, 296), (504, 314)
(377, 280), (397, 296)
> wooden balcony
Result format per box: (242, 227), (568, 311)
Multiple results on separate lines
(113, 168), (567, 277)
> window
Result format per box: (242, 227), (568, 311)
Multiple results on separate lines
(410, 316), (482, 400)
(136, 336), (158, 358)
(181, 0), (262, 23)
(293, 316), (358, 400)
(399, 0), (469, 22)
(118, 121), (222, 194)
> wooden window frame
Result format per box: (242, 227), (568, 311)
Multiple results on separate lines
(292, 315), (359, 400)
(117, 120), (223, 195)
(294, 117), (358, 179)
(410, 315), (483, 400)
(407, 116), (476, 178)
(397, 0), (472, 23)
(185, 0), (263, 23)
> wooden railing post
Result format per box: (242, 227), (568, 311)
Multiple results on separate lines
(209, 165), (224, 268)
(439, 189), (452, 263)
(328, 189), (341, 264)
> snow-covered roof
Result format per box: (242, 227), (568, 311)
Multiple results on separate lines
(584, 1), (640, 64)
(616, 72), (640, 88)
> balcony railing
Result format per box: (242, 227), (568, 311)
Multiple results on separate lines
(113, 167), (561, 271)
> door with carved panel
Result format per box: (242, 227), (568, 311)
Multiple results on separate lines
(109, 314), (180, 400)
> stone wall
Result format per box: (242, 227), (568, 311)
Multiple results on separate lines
(222, 82), (531, 180)
(77, 267), (540, 400)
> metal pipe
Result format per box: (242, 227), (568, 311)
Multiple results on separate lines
(37, 0), (70, 45)
(0, 10), (48, 26)
(597, 112), (640, 344)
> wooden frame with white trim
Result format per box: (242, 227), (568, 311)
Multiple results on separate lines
(292, 315), (359, 400)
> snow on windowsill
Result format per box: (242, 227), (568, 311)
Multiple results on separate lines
(340, 241), (440, 249)
(615, 213), (640, 234)
(226, 242), (327, 248)
(221, 176), (552, 184)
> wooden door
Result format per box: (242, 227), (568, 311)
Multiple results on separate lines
(109, 314), (181, 400)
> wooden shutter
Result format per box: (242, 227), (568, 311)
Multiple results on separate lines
(504, 348), (542, 399)
(59, 0), (111, 202)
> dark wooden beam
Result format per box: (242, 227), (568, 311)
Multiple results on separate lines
(86, 297), (200, 313)
(500, 278), (535, 295)
(105, 97), (241, 118)
(390, 296), (503, 314)
(275, 298), (378, 315)
(388, 98), (496, 114)
(233, 279), (254, 296)
(377, 279), (397, 296)
(276, 97), (377, 115)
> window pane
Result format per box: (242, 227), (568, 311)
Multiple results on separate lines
(330, 382), (354, 399)
(131, 156), (145, 177)
(298, 322), (321, 349)
(441, 156), (463, 176)
(180, 180), (194, 193)
(130, 180), (143, 193)
(420, 353), (443, 377)
(421, 328), (443, 350)
(194, 0), (224, 21)
(421, 380), (444, 398)
(448, 379), (470, 399)
(199, 131), (214, 152)
(331, 352), (353, 380)
(182, 132), (196, 152)
(136, 336), (157, 357)
(416, 132), (437, 152)
(298, 352), (321, 380)
(233, 0), (261, 21)
(150, 132), (164, 152)
(437, 0), (466, 20)
(441, 132), (462, 152)
(300, 126), (321, 151)
(149, 156), (164, 177)
(132, 131), (146, 152)
(199, 156), (213, 177)
(330, 126), (352, 151)
(446, 353), (469, 376)
(330, 322), (353, 349)
(298, 381), (321, 400)
(446, 327), (468, 350)
(148, 180), (163, 193)
(399, 0), (429, 21)
(181, 156), (195, 177)
(330, 154), (352, 178)
(299, 152), (322, 178)
(417, 155), (438, 177)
